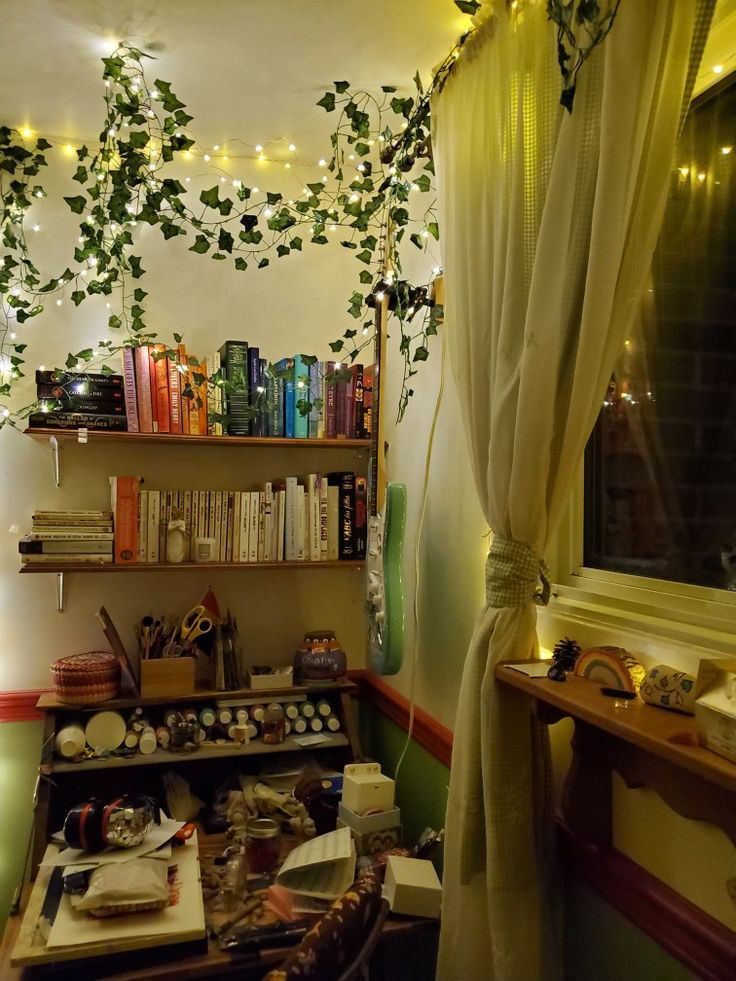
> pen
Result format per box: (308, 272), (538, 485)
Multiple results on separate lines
(220, 925), (309, 951)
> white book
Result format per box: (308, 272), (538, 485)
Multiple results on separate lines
(198, 491), (208, 543)
(26, 530), (114, 540)
(248, 491), (259, 563)
(232, 491), (242, 561)
(158, 490), (170, 561)
(318, 475), (328, 561)
(270, 486), (280, 560)
(297, 485), (306, 561)
(277, 488), (286, 561)
(307, 473), (320, 562)
(215, 491), (224, 561)
(257, 491), (266, 562)
(208, 491), (216, 541)
(138, 489), (148, 563)
(147, 490), (160, 563)
(190, 490), (199, 560)
(183, 490), (192, 559)
(327, 485), (339, 561)
(285, 477), (299, 561)
(238, 492), (250, 562)
(263, 482), (274, 562)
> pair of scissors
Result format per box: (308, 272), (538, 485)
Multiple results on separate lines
(180, 604), (214, 643)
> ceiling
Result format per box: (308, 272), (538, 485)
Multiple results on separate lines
(0, 0), (468, 163)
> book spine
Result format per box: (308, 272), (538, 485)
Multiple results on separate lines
(134, 347), (153, 433)
(325, 361), (337, 439)
(138, 489), (148, 562)
(307, 473), (320, 561)
(177, 344), (190, 435)
(284, 377), (295, 438)
(36, 383), (124, 400)
(308, 363), (320, 439)
(285, 477), (299, 561)
(256, 491), (265, 562)
(336, 375), (348, 438)
(110, 476), (139, 564)
(38, 397), (125, 415)
(354, 475), (367, 560)
(293, 355), (310, 439)
(206, 354), (216, 437)
(248, 491), (259, 562)
(327, 485), (339, 561)
(362, 364), (374, 440)
(351, 364), (364, 441)
(168, 354), (182, 434)
(192, 357), (208, 436)
(232, 491), (241, 561)
(263, 482), (274, 562)
(28, 412), (129, 431)
(273, 377), (284, 438)
(21, 553), (114, 564)
(19, 539), (113, 554)
(248, 347), (262, 437)
(259, 359), (269, 436)
(238, 492), (250, 562)
(147, 490), (160, 562)
(345, 368), (357, 439)
(219, 341), (250, 436)
(297, 485), (307, 560)
(35, 370), (123, 387)
(152, 346), (170, 433)
(328, 472), (355, 559)
(317, 361), (326, 439)
(197, 491), (207, 546)
(26, 530), (114, 540)
(147, 347), (159, 432)
(266, 374), (275, 438)
(277, 488), (286, 561)
(122, 349), (140, 433)
(213, 351), (223, 437)
(159, 490), (170, 561)
(318, 475), (329, 561)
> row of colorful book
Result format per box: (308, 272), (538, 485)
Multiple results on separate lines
(19, 510), (114, 564)
(110, 473), (366, 565)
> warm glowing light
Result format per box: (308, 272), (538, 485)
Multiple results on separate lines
(318, 159), (327, 167)
(678, 166), (689, 177)
(32, 224), (40, 232)
(349, 193), (359, 203)
(722, 146), (733, 155)
(624, 339), (631, 348)
(203, 154), (211, 162)
(321, 175), (327, 182)
(183, 150), (193, 160)
(420, 229), (429, 238)
(432, 266), (442, 276)
(147, 109), (155, 118)
(55, 299), (62, 306)
(284, 162), (291, 169)
(288, 143), (296, 152)
(296, 380), (305, 389)
(713, 64), (724, 74)
(263, 207), (274, 218)
(255, 144), (263, 153)
(213, 144), (220, 151)
(376, 291), (385, 301)
(256, 386), (265, 394)
(410, 182), (419, 191)
(220, 176), (226, 183)
(252, 186), (259, 193)
(222, 155), (229, 162)
(258, 153), (266, 161)
(63, 143), (74, 156)
(697, 171), (706, 182)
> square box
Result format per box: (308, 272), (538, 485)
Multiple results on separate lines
(337, 802), (402, 856)
(140, 657), (195, 698)
(342, 762), (395, 815)
(695, 657), (736, 763)
(383, 856), (441, 919)
(247, 667), (294, 691)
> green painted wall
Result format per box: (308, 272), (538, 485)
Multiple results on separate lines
(0, 720), (43, 933)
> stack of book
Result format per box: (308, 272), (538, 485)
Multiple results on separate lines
(29, 371), (127, 431)
(19, 511), (114, 565)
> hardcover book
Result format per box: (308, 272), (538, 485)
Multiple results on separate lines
(327, 472), (355, 559)
(110, 475), (140, 564)
(293, 354), (311, 439)
(273, 358), (295, 438)
(121, 348), (140, 434)
(218, 340), (250, 436)
(28, 412), (127, 431)
(247, 346), (262, 437)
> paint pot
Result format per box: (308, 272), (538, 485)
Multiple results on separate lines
(55, 723), (86, 759)
(85, 711), (126, 752)
(138, 726), (157, 755)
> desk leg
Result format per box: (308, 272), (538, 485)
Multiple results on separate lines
(562, 720), (612, 848)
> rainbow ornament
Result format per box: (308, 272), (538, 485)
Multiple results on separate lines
(573, 646), (645, 693)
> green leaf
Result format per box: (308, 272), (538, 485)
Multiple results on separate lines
(317, 92), (336, 112)
(289, 236), (303, 251)
(64, 195), (86, 214)
(454, 0), (480, 12)
(414, 70), (424, 94)
(129, 255), (144, 278)
(427, 221), (439, 240)
(355, 250), (372, 264)
(329, 340), (344, 353)
(189, 234), (210, 254)
(218, 228), (234, 253)
(108, 314), (122, 329)
(414, 174), (431, 192)
(334, 80), (350, 93)
(410, 232), (423, 249)
(35, 137), (52, 151)
(200, 186), (220, 209)
(381, 85), (398, 93)
(70, 290), (85, 306)
(359, 270), (373, 284)
(128, 130), (150, 150)
(354, 142), (370, 157)
(234, 257), (248, 271)
(133, 288), (148, 302)
(258, 258), (269, 268)
(173, 332), (183, 343)
(276, 244), (290, 257)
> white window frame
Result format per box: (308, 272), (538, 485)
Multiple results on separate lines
(551, 465), (736, 657)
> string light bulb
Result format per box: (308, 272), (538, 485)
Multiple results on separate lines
(32, 224), (40, 232)
(722, 145), (733, 155)
(258, 153), (266, 161)
(213, 144), (220, 151)
(713, 64), (724, 74)
(255, 144), (263, 152)
(288, 143), (296, 152)
(203, 153), (211, 162)
(21, 126), (33, 139)
(318, 159), (327, 167)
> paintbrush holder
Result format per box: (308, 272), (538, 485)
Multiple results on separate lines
(139, 657), (195, 698)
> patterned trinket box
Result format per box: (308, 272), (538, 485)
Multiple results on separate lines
(51, 650), (120, 704)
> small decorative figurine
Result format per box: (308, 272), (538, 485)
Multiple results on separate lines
(166, 506), (187, 563)
(547, 636), (582, 682)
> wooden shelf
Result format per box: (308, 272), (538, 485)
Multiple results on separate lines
(20, 559), (364, 574)
(49, 732), (349, 773)
(24, 428), (370, 449)
(37, 678), (357, 713)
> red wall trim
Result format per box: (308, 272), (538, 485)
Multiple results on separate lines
(351, 669), (736, 979)
(348, 669), (454, 769)
(0, 689), (46, 723)
(558, 820), (736, 981)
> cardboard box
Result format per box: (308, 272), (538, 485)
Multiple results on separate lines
(383, 856), (441, 919)
(247, 667), (293, 691)
(342, 762), (395, 815)
(336, 802), (402, 856)
(695, 657), (736, 763)
(140, 657), (195, 698)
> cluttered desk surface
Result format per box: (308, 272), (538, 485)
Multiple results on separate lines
(0, 762), (442, 980)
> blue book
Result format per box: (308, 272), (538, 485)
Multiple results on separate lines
(293, 354), (311, 439)
(274, 358), (295, 438)
(308, 361), (322, 439)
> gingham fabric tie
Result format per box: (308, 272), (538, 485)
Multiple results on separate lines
(485, 534), (551, 608)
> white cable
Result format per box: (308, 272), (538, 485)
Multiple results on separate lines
(393, 313), (447, 789)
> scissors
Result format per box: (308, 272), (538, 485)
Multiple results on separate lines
(180, 604), (214, 643)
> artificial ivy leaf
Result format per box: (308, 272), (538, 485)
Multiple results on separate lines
(129, 255), (144, 278)
(341, 241), (357, 250)
(266, 191), (282, 206)
(289, 236), (303, 251)
(354, 142), (370, 156)
(414, 174), (431, 192)
(258, 258), (270, 268)
(133, 288), (147, 302)
(130, 304), (144, 318)
(234, 257), (248, 271)
(218, 228), (234, 253)
(329, 340), (344, 353)
(35, 137), (52, 151)
(100, 364), (114, 376)
(64, 195), (86, 214)
(108, 314), (122, 329)
(410, 233), (423, 249)
(240, 214), (258, 233)
(200, 186), (220, 209)
(413, 345), (430, 362)
(311, 234), (328, 245)
(359, 270), (373, 284)
(267, 210), (296, 233)
(189, 234), (210, 254)
(65, 354), (78, 369)
(276, 244), (290, 257)
(317, 92), (336, 112)
(427, 221), (439, 240)
(454, 0), (480, 13)
(334, 80), (350, 93)
(71, 290), (85, 306)
(211, 252), (226, 260)
(128, 130), (150, 150)
(355, 250), (372, 264)
(381, 85), (398, 93)
(76, 145), (88, 161)
(344, 328), (357, 339)
(414, 71), (424, 94)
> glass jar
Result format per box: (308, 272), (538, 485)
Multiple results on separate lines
(262, 704), (285, 744)
(246, 817), (281, 874)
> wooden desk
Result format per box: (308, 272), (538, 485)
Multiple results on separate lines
(495, 663), (736, 848)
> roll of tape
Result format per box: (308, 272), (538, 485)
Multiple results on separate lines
(639, 664), (697, 714)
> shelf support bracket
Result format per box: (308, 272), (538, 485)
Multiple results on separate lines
(49, 436), (60, 488)
(56, 572), (65, 613)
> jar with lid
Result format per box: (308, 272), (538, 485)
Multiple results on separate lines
(262, 704), (285, 744)
(246, 818), (281, 874)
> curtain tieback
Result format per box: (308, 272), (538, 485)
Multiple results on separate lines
(485, 534), (551, 608)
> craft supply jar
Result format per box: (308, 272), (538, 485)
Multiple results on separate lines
(246, 818), (281, 874)
(262, 704), (285, 745)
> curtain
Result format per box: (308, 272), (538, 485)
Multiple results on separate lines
(432, 2), (715, 979)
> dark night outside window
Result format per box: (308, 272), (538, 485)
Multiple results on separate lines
(584, 75), (736, 591)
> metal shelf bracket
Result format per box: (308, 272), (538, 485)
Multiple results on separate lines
(56, 572), (65, 613)
(49, 436), (60, 488)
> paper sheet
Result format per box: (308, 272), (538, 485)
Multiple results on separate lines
(276, 826), (355, 900)
(505, 661), (552, 678)
(41, 820), (183, 868)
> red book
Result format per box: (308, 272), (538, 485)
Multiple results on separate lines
(177, 344), (190, 435)
(344, 369), (357, 439)
(147, 346), (159, 432)
(133, 347), (153, 433)
(121, 349), (139, 433)
(110, 475), (140, 564)
(152, 344), (170, 433)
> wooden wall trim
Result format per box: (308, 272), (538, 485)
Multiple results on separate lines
(350, 670), (736, 979)
(0, 690), (45, 723)
(347, 669), (454, 768)
(558, 819), (736, 981)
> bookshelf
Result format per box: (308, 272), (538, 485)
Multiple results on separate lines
(20, 560), (364, 574)
(25, 428), (371, 449)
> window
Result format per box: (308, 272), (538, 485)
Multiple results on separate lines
(584, 74), (736, 595)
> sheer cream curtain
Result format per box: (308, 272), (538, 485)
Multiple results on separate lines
(432, 2), (714, 978)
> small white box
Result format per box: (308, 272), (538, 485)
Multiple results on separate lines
(695, 657), (736, 763)
(342, 762), (395, 815)
(383, 856), (441, 919)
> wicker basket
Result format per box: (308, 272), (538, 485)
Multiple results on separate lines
(51, 650), (120, 704)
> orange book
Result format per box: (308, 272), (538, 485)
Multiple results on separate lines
(133, 347), (153, 433)
(151, 344), (170, 434)
(168, 352), (183, 435)
(110, 475), (140, 564)
(147, 346), (159, 432)
(188, 355), (208, 436)
(177, 344), (190, 435)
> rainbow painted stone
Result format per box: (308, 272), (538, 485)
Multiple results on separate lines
(573, 646), (646, 693)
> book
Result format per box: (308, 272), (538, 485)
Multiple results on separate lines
(247, 346), (262, 437)
(147, 346), (159, 433)
(147, 490), (160, 562)
(109, 476), (140, 564)
(308, 362), (321, 439)
(225, 491), (235, 562)
(38, 398), (125, 415)
(307, 473), (320, 561)
(35, 370), (123, 388)
(285, 476), (299, 561)
(25, 530), (113, 539)
(276, 487), (286, 561)
(354, 475), (367, 560)
(263, 483), (274, 562)
(344, 366), (357, 439)
(134, 346), (154, 434)
(213, 351), (223, 437)
(327, 484), (339, 561)
(350, 364), (364, 440)
(238, 492), (251, 562)
(21, 553), (114, 564)
(95, 605), (139, 695)
(257, 491), (266, 562)
(259, 358), (269, 436)
(327, 472), (355, 559)
(121, 348), (140, 434)
(32, 509), (112, 519)
(293, 355), (311, 439)
(325, 360), (337, 439)
(335, 373), (349, 439)
(19, 538), (113, 554)
(177, 343), (191, 435)
(318, 475), (329, 561)
(362, 364), (375, 440)
(36, 382), (124, 401)
(28, 412), (127, 431)
(297, 484), (306, 560)
(273, 358), (295, 438)
(275, 827), (355, 900)
(168, 353), (183, 435)
(232, 491), (241, 561)
(218, 340), (251, 436)
(152, 344), (171, 434)
(138, 489), (148, 562)
(248, 491), (259, 562)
